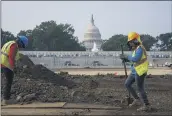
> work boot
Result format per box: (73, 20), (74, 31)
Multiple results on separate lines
(129, 99), (141, 107)
(137, 104), (151, 111)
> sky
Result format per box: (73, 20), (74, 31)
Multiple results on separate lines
(1, 1), (172, 42)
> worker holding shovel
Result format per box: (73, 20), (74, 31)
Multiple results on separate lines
(119, 32), (151, 111)
(1, 36), (29, 106)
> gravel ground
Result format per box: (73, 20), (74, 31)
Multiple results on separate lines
(1, 54), (172, 115)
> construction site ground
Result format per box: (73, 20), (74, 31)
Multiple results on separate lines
(2, 68), (172, 116)
(1, 55), (172, 115)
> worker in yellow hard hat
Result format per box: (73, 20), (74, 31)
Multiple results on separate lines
(119, 32), (151, 111)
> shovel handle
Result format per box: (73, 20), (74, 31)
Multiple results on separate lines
(120, 44), (128, 77)
(120, 44), (131, 105)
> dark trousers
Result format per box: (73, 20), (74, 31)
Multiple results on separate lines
(124, 73), (149, 105)
(1, 67), (14, 100)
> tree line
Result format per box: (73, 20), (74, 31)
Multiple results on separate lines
(1, 20), (172, 51)
(102, 33), (172, 51)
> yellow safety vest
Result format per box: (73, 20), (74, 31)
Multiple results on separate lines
(132, 45), (149, 76)
(1, 41), (20, 70)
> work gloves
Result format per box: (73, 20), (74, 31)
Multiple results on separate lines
(119, 54), (129, 62)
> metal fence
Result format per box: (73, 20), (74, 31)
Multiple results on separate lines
(20, 51), (172, 69)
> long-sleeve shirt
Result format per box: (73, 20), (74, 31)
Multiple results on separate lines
(1, 43), (18, 70)
(127, 46), (143, 74)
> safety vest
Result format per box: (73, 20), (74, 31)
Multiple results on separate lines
(1, 41), (20, 70)
(132, 45), (149, 76)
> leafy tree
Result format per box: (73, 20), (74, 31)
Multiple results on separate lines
(155, 32), (172, 51)
(30, 21), (86, 51)
(101, 34), (129, 51)
(169, 37), (172, 50)
(140, 34), (157, 51)
(1, 29), (16, 47)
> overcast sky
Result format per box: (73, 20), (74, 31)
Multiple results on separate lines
(2, 1), (172, 41)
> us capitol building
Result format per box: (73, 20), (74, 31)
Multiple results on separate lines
(82, 14), (103, 51)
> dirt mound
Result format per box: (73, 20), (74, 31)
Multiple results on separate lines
(1, 54), (76, 103)
(15, 54), (34, 69)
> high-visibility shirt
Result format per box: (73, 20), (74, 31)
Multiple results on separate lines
(1, 41), (20, 71)
(131, 45), (149, 76)
(128, 47), (143, 75)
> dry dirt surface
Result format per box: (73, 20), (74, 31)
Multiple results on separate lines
(1, 54), (172, 115)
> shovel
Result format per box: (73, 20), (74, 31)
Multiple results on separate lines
(120, 44), (131, 106)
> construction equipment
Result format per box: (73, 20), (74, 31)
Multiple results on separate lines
(121, 44), (131, 106)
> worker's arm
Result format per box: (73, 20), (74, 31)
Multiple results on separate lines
(9, 43), (18, 70)
(127, 47), (143, 62)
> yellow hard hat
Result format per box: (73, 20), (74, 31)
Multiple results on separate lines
(128, 32), (142, 44)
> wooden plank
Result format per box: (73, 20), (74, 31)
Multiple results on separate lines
(2, 102), (66, 109)
(2, 102), (121, 110)
(63, 103), (122, 110)
(1, 109), (84, 116)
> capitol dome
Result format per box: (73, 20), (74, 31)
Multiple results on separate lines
(83, 14), (103, 51)
(86, 24), (100, 34)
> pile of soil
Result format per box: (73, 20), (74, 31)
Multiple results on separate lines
(1, 54), (77, 103)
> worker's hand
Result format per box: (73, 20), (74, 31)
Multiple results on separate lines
(119, 54), (128, 60)
(123, 58), (130, 62)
